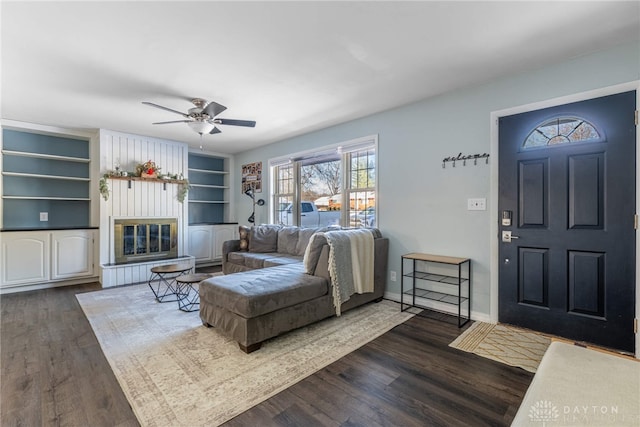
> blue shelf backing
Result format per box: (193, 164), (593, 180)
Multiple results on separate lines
(3, 199), (90, 229)
(3, 155), (89, 178)
(2, 129), (91, 230)
(3, 129), (89, 158)
(189, 154), (224, 171)
(188, 153), (227, 225)
(3, 176), (89, 198)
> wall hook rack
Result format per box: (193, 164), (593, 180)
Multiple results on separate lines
(442, 152), (489, 168)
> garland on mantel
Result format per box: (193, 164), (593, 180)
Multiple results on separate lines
(99, 160), (190, 203)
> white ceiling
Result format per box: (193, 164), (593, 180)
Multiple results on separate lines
(2, 1), (639, 154)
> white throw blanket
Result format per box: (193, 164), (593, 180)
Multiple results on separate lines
(323, 229), (375, 316)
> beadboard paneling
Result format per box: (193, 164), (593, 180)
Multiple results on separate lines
(99, 130), (189, 284)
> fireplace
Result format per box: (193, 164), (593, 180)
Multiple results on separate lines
(113, 217), (178, 264)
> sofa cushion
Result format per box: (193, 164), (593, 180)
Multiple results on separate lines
(277, 227), (299, 255)
(227, 251), (303, 270)
(241, 252), (280, 269)
(295, 228), (317, 256)
(249, 225), (280, 253)
(264, 255), (303, 268)
(199, 264), (329, 318)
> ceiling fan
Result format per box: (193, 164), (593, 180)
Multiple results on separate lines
(142, 98), (256, 136)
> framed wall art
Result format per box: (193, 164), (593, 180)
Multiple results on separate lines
(241, 161), (262, 194)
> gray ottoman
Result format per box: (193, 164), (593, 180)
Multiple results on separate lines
(199, 264), (335, 353)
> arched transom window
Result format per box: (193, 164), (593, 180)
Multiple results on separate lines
(523, 116), (601, 149)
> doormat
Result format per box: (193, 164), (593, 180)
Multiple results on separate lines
(449, 322), (551, 372)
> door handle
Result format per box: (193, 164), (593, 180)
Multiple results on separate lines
(502, 230), (520, 243)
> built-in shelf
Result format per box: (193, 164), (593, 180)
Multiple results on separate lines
(3, 196), (91, 201)
(188, 167), (229, 175)
(1, 149), (90, 163)
(190, 183), (228, 189)
(2, 171), (91, 182)
(2, 129), (92, 230)
(187, 153), (230, 225)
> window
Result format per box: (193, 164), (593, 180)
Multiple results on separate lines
(347, 149), (376, 228)
(273, 163), (295, 226)
(271, 136), (377, 228)
(523, 116), (601, 149)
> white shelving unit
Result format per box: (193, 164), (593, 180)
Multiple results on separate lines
(1, 126), (98, 291)
(187, 153), (231, 224)
(1, 129), (92, 229)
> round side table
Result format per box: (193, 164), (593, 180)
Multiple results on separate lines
(175, 273), (212, 312)
(148, 263), (193, 303)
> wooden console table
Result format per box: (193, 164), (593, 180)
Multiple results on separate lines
(401, 253), (471, 327)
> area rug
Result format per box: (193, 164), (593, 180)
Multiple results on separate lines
(76, 284), (414, 426)
(449, 322), (551, 372)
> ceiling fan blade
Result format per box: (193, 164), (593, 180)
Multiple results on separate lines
(152, 120), (193, 125)
(203, 101), (227, 118)
(215, 118), (256, 127)
(142, 101), (189, 118)
(209, 127), (222, 135)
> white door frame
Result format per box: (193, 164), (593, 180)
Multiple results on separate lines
(489, 81), (640, 357)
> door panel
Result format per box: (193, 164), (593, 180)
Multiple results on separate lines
(568, 153), (604, 229)
(519, 159), (548, 227)
(518, 247), (548, 306)
(499, 90), (636, 353)
(568, 250), (604, 317)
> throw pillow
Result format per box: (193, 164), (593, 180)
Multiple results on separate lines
(249, 225), (280, 253)
(238, 225), (250, 251)
(277, 227), (299, 254)
(295, 228), (317, 256)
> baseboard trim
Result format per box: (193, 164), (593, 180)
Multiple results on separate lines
(384, 291), (492, 323)
(0, 276), (99, 294)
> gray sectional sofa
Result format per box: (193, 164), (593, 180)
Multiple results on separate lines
(199, 224), (389, 353)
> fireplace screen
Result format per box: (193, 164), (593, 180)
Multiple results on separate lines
(114, 218), (178, 264)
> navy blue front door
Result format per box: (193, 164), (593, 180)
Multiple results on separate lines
(498, 91), (636, 353)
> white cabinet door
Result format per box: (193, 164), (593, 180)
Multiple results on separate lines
(0, 231), (50, 287)
(188, 226), (214, 263)
(213, 225), (237, 260)
(51, 230), (95, 280)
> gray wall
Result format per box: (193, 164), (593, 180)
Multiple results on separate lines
(233, 41), (640, 318)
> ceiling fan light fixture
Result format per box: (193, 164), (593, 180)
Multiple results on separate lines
(187, 120), (215, 135)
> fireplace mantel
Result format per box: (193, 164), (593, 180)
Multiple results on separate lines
(108, 175), (188, 185)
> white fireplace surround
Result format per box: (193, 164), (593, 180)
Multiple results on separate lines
(98, 129), (194, 288)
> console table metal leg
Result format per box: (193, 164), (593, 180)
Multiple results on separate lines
(401, 256), (405, 311)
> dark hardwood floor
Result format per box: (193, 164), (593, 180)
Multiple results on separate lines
(1, 278), (533, 427)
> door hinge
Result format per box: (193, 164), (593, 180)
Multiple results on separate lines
(636, 110), (639, 126)
(635, 214), (638, 230)
(635, 318), (638, 334)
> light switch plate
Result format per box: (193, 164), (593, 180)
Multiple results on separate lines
(39, 212), (48, 221)
(467, 198), (486, 211)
